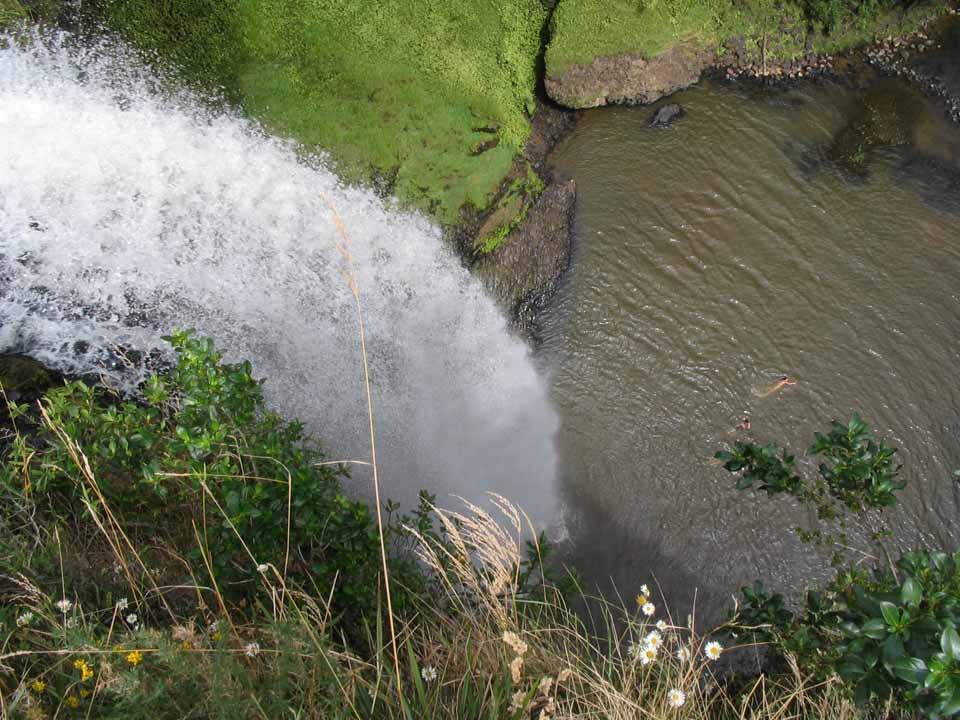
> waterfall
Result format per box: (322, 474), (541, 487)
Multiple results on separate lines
(0, 31), (560, 522)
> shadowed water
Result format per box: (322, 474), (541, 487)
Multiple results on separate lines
(0, 32), (560, 522)
(541, 77), (960, 621)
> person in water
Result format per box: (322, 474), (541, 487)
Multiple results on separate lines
(764, 375), (796, 396)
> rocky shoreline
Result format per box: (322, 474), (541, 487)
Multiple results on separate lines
(472, 8), (960, 333)
(453, 97), (578, 333)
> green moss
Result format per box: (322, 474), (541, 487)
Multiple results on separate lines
(546, 0), (727, 76)
(546, 0), (949, 77)
(88, 0), (546, 223)
(476, 163), (545, 254)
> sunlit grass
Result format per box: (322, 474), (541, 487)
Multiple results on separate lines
(87, 0), (544, 223)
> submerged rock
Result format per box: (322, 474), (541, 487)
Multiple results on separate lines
(648, 103), (684, 128)
(826, 81), (921, 173)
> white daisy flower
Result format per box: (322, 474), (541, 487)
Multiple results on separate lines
(209, 620), (220, 632)
(16, 611), (34, 627)
(640, 584), (650, 596)
(704, 641), (723, 661)
(244, 641), (260, 658)
(55, 599), (73, 613)
(645, 630), (663, 648)
(257, 563), (269, 574)
(642, 602), (656, 617)
(667, 688), (686, 708)
(65, 617), (78, 629)
(116, 598), (129, 611)
(656, 619), (668, 631)
(421, 665), (437, 682)
(126, 613), (138, 625)
(676, 647), (691, 662)
(641, 644), (658, 665)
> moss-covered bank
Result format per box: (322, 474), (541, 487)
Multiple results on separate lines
(79, 0), (547, 225)
(545, 0), (952, 107)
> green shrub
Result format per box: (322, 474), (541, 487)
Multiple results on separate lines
(1, 330), (392, 621)
(720, 415), (960, 717)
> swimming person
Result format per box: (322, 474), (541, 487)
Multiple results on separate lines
(763, 375), (796, 397)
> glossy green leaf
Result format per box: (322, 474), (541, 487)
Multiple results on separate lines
(892, 657), (928, 685)
(901, 577), (921, 607)
(862, 618), (887, 640)
(880, 601), (901, 627)
(941, 626), (960, 662)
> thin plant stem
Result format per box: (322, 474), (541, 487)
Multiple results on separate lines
(323, 194), (404, 704)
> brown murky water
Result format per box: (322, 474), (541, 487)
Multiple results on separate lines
(539, 76), (960, 622)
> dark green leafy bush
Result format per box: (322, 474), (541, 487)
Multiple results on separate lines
(721, 415), (960, 718)
(1, 330), (389, 620)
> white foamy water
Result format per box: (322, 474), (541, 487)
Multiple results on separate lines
(0, 32), (560, 520)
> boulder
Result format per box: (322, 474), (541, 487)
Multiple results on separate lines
(545, 42), (713, 109)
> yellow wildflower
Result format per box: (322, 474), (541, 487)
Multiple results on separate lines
(66, 695), (80, 708)
(126, 650), (143, 666)
(79, 689), (91, 698)
(211, 631), (222, 641)
(30, 679), (46, 693)
(73, 658), (93, 682)
(636, 594), (648, 607)
(180, 639), (192, 649)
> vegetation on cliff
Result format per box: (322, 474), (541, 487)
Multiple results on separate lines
(3, 334), (958, 718)
(80, 0), (546, 224)
(546, 0), (950, 77)
(717, 415), (960, 717)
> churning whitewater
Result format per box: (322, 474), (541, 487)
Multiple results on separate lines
(0, 33), (560, 521)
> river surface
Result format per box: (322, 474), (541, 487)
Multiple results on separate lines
(540, 75), (960, 621)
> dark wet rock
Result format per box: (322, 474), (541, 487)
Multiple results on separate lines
(648, 103), (684, 128)
(0, 354), (61, 405)
(545, 42), (713, 109)
(475, 178), (576, 331)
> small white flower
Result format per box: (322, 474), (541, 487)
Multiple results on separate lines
(642, 602), (656, 617)
(126, 613), (138, 625)
(676, 647), (691, 662)
(16, 611), (34, 627)
(656, 619), (668, 631)
(209, 620), (220, 632)
(55, 599), (73, 613)
(640, 584), (650, 596)
(704, 641), (723, 661)
(641, 644), (658, 665)
(645, 630), (663, 648)
(421, 665), (437, 682)
(244, 641), (260, 658)
(257, 563), (269, 574)
(116, 597), (129, 611)
(667, 688), (686, 708)
(65, 617), (78, 629)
